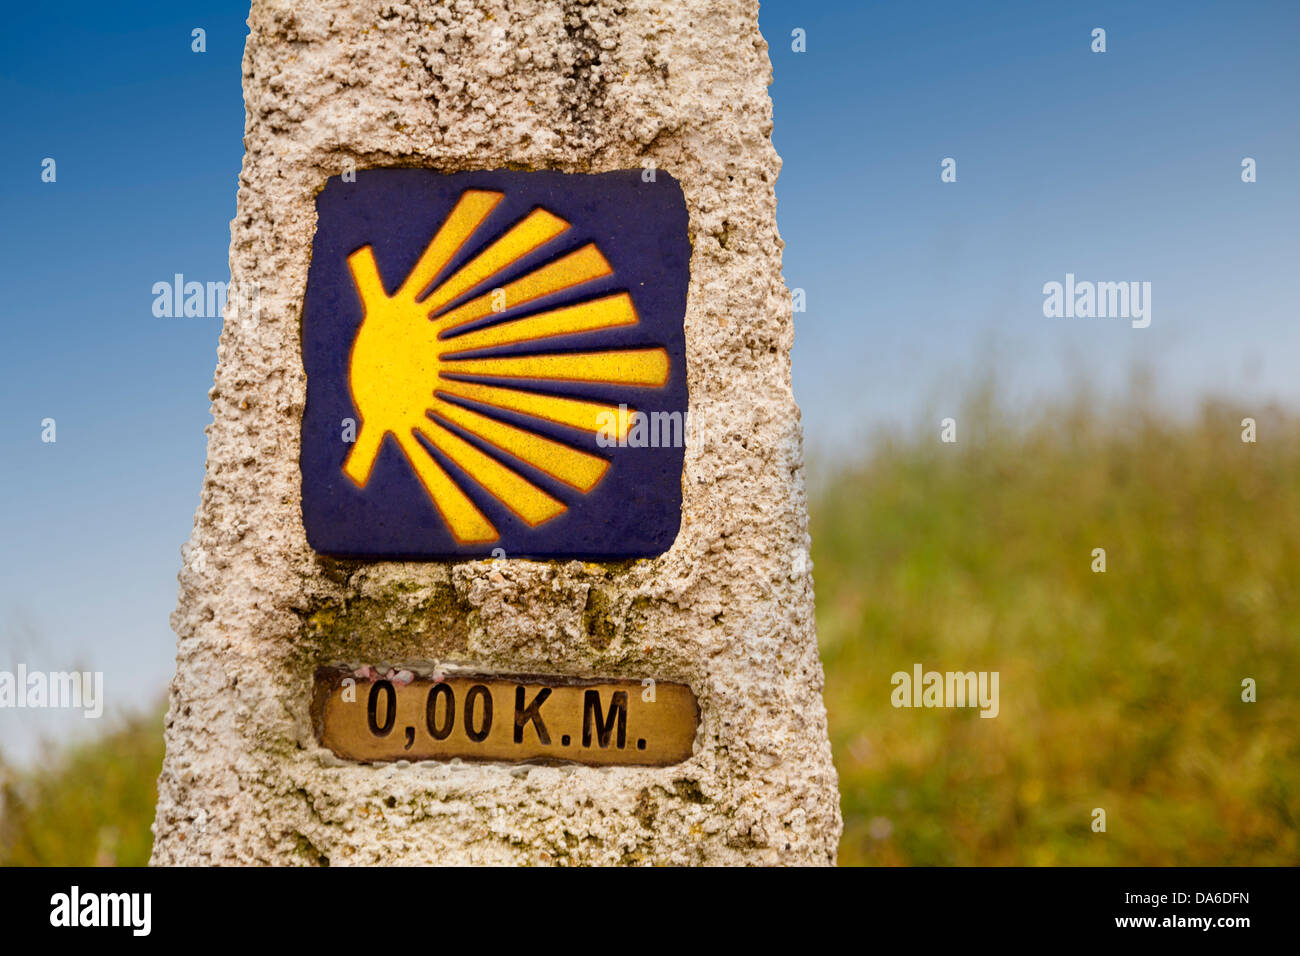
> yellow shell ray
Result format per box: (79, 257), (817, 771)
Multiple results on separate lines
(442, 349), (671, 386)
(432, 244), (613, 333)
(398, 189), (504, 301)
(434, 379), (635, 440)
(428, 396), (610, 492)
(439, 292), (639, 356)
(421, 208), (571, 313)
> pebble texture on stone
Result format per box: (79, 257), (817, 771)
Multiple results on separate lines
(152, 0), (842, 866)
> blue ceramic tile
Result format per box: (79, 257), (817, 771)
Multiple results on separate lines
(301, 168), (690, 560)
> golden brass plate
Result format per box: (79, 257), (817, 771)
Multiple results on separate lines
(312, 670), (698, 767)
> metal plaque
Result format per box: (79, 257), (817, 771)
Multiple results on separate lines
(312, 670), (698, 767)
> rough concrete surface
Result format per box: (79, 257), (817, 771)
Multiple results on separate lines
(152, 0), (842, 865)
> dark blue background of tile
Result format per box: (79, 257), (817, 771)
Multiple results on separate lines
(300, 168), (690, 560)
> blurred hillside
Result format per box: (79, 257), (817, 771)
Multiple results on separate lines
(0, 710), (163, 866)
(816, 385), (1300, 865)
(2, 387), (1298, 865)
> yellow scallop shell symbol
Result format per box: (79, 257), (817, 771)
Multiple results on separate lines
(342, 189), (669, 545)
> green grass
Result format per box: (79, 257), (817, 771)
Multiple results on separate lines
(0, 709), (164, 866)
(815, 386), (1300, 865)
(2, 388), (1298, 865)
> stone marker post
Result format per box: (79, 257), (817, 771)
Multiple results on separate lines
(152, 0), (841, 865)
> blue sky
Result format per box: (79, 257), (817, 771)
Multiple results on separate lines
(1, 0), (1297, 758)
(766, 0), (1300, 447)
